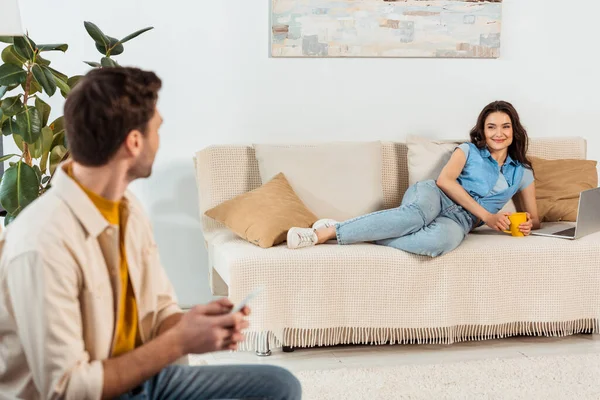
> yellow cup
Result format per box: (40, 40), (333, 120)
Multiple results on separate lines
(503, 212), (528, 237)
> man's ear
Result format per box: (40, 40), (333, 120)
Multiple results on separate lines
(124, 129), (143, 157)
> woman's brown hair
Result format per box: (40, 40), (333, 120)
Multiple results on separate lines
(469, 101), (532, 170)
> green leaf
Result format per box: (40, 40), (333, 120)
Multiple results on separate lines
(22, 79), (42, 96)
(37, 43), (69, 52)
(42, 67), (57, 96)
(0, 161), (40, 215)
(30, 134), (43, 159)
(0, 64), (27, 86)
(13, 36), (35, 61)
(4, 214), (16, 226)
(0, 86), (7, 99)
(0, 154), (19, 162)
(32, 64), (57, 97)
(15, 105), (41, 143)
(0, 108), (3, 120)
(108, 37), (124, 56)
(55, 76), (70, 97)
(67, 75), (83, 89)
(1, 117), (24, 137)
(42, 176), (50, 184)
(97, 36), (124, 56)
(1, 95), (23, 117)
(51, 131), (65, 149)
(13, 132), (24, 151)
(34, 165), (42, 184)
(84, 61), (101, 68)
(50, 116), (65, 135)
(0, 37), (14, 44)
(45, 67), (69, 97)
(119, 27), (153, 44)
(41, 127), (54, 153)
(1, 46), (26, 66)
(50, 145), (67, 175)
(101, 57), (118, 68)
(36, 54), (51, 67)
(94, 43), (108, 56)
(39, 127), (54, 173)
(46, 67), (68, 83)
(35, 98), (51, 126)
(84, 22), (110, 53)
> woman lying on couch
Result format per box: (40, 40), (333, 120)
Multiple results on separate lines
(287, 100), (541, 257)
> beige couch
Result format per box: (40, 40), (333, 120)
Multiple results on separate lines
(194, 138), (600, 354)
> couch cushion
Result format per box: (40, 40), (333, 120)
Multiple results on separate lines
(531, 157), (598, 222)
(406, 135), (460, 186)
(195, 138), (587, 237)
(253, 142), (385, 221)
(212, 222), (595, 288)
(204, 173), (317, 248)
(406, 135), (517, 213)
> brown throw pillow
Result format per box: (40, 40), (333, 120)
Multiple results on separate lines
(204, 173), (318, 248)
(531, 156), (598, 222)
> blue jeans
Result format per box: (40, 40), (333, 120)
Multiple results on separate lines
(336, 180), (475, 257)
(114, 364), (302, 400)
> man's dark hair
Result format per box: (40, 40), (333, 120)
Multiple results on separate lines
(64, 67), (162, 166)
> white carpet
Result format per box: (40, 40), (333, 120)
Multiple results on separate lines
(296, 353), (600, 399)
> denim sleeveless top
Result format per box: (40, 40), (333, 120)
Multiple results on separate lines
(457, 143), (525, 215)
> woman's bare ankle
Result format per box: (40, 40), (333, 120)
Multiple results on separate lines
(315, 226), (336, 244)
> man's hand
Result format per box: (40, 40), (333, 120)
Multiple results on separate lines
(173, 299), (250, 355)
(102, 299), (250, 399)
(484, 212), (511, 232)
(518, 212), (533, 236)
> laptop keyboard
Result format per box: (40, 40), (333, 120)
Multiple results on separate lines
(554, 227), (576, 237)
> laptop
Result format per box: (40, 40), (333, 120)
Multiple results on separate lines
(531, 187), (600, 240)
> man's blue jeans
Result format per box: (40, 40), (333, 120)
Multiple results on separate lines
(115, 364), (302, 400)
(336, 180), (475, 257)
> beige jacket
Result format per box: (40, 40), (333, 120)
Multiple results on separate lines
(0, 164), (182, 400)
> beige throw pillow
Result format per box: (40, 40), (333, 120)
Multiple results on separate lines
(254, 142), (384, 222)
(204, 173), (317, 248)
(406, 135), (461, 186)
(531, 157), (598, 222)
(406, 135), (517, 213)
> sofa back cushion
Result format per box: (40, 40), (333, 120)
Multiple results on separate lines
(195, 138), (587, 235)
(254, 142), (384, 221)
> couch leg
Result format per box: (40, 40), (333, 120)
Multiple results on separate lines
(255, 333), (271, 357)
(282, 346), (295, 353)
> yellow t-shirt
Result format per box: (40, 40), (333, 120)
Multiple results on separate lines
(66, 166), (138, 357)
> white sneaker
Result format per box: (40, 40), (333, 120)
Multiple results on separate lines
(312, 219), (338, 230)
(287, 227), (318, 249)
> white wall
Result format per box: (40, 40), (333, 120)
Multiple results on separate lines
(8, 0), (599, 307)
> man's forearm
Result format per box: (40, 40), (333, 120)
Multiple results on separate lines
(102, 328), (184, 399)
(156, 312), (184, 337)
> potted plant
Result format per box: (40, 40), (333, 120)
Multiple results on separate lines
(0, 22), (152, 225)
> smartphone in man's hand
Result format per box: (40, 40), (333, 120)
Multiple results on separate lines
(231, 286), (264, 313)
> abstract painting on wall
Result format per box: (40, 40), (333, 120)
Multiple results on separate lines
(271, 0), (503, 58)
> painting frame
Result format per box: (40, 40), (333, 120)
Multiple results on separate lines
(271, 0), (503, 59)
